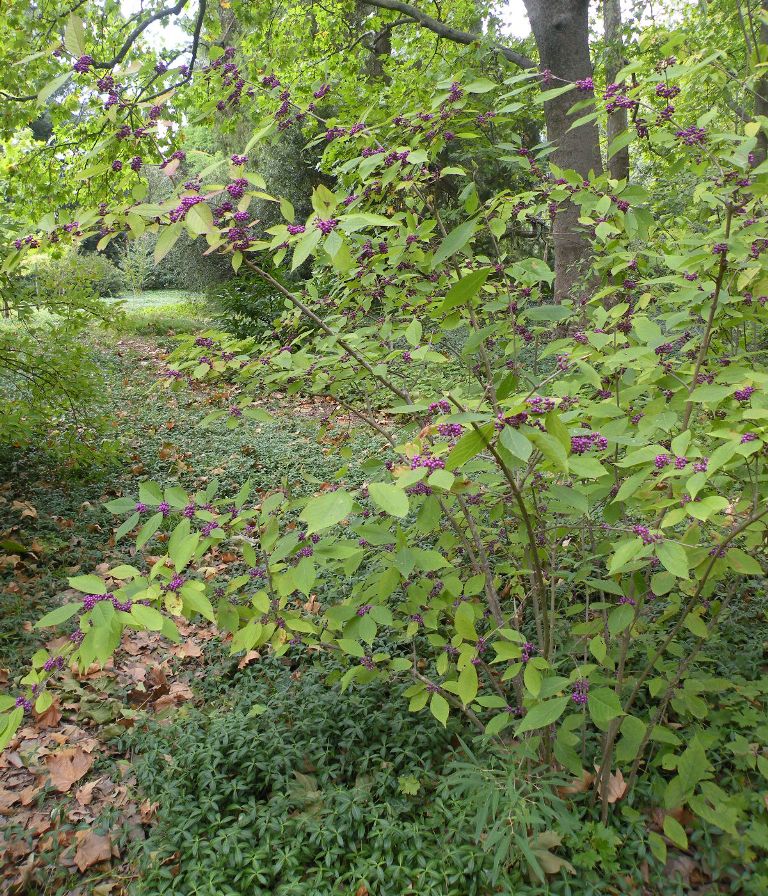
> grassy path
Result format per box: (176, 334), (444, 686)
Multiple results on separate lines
(0, 313), (367, 893)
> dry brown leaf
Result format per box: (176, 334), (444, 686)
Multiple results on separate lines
(556, 770), (595, 796)
(605, 769), (627, 804)
(0, 787), (20, 813)
(75, 778), (102, 806)
(237, 650), (261, 669)
(139, 799), (159, 823)
(173, 641), (203, 659)
(12, 500), (38, 519)
(33, 697), (62, 728)
(45, 748), (94, 792)
(74, 830), (113, 872)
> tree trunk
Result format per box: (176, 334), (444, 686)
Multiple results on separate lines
(524, 0), (603, 302)
(754, 0), (768, 166)
(604, 0), (630, 181)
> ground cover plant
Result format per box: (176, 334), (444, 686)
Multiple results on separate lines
(2, 0), (768, 893)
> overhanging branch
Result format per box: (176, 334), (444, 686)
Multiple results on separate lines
(359, 0), (535, 69)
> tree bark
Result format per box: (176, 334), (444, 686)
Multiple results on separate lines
(754, 0), (768, 166)
(360, 0), (602, 301)
(523, 0), (602, 302)
(603, 0), (630, 181)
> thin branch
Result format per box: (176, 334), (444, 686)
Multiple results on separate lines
(93, 0), (192, 70)
(359, 0), (536, 69)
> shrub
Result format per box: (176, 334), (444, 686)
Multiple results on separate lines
(5, 25), (768, 890)
(205, 272), (286, 338)
(117, 237), (154, 296)
(21, 249), (122, 301)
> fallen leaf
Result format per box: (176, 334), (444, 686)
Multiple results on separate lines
(557, 770), (594, 795)
(172, 641), (202, 659)
(605, 769), (627, 804)
(12, 500), (38, 519)
(0, 787), (20, 813)
(139, 799), (159, 822)
(75, 778), (102, 806)
(33, 697), (62, 728)
(74, 830), (113, 872)
(237, 650), (261, 669)
(45, 748), (94, 792)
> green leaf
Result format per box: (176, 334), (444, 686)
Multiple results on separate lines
(430, 692), (450, 726)
(648, 832), (667, 865)
(154, 223), (183, 263)
(569, 456), (608, 479)
(35, 603), (81, 629)
(168, 520), (200, 571)
(186, 202), (214, 235)
(607, 129), (635, 160)
(368, 482), (409, 518)
(64, 13), (86, 55)
(587, 687), (624, 728)
(136, 512), (164, 549)
(428, 469), (455, 490)
(115, 512), (141, 542)
(139, 482), (163, 504)
(440, 268), (491, 312)
(499, 426), (532, 462)
(656, 541), (689, 579)
(292, 226), (322, 270)
(35, 692), (53, 714)
(130, 604), (164, 631)
(105, 497), (139, 513)
(608, 538), (644, 575)
(516, 697), (570, 735)
(445, 424), (492, 467)
(524, 663), (542, 698)
(589, 635), (607, 664)
(528, 430), (568, 474)
(457, 663), (478, 705)
(231, 622), (263, 653)
(684, 613), (709, 638)
(688, 384), (734, 403)
(404, 319), (422, 346)
(432, 220), (477, 267)
(38, 72), (71, 105)
(68, 575), (107, 594)
(615, 715), (647, 763)
(536, 83), (577, 103)
(607, 604), (634, 636)
(299, 490), (354, 533)
(280, 197), (295, 222)
(454, 602), (477, 640)
(337, 638), (365, 657)
(663, 815), (688, 850)
(725, 548), (763, 576)
(292, 558), (316, 596)
(465, 77), (497, 93)
(181, 588), (216, 622)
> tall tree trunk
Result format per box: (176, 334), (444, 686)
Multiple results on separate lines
(361, 0), (603, 301)
(604, 0), (630, 181)
(755, 0), (768, 166)
(524, 0), (603, 302)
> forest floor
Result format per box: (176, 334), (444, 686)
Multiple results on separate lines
(0, 294), (352, 894)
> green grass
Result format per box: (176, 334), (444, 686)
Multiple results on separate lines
(107, 289), (211, 336)
(108, 288), (204, 310)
